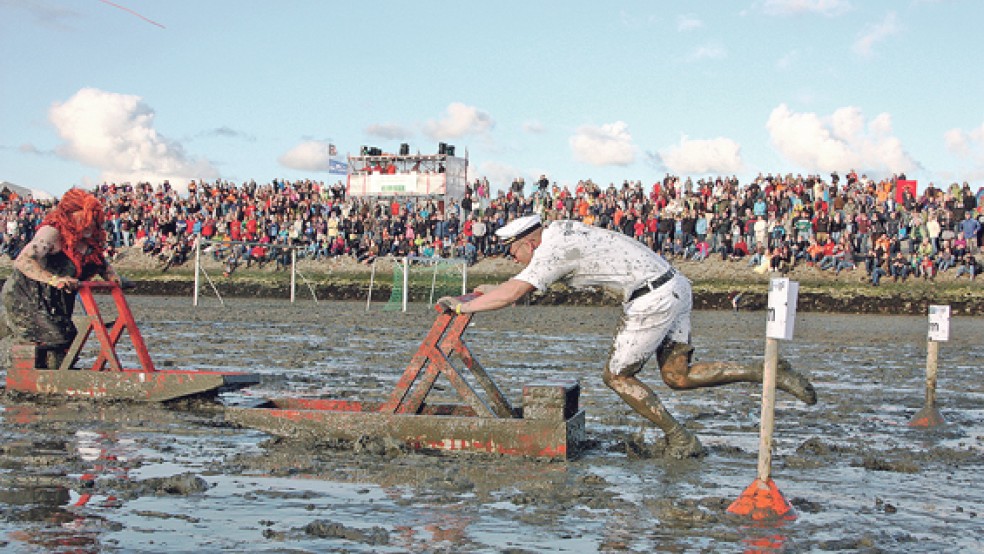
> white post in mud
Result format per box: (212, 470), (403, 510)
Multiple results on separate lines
(758, 337), (780, 480)
(759, 277), (798, 481)
(429, 262), (439, 306)
(193, 239), (201, 307)
(290, 248), (297, 304)
(402, 256), (409, 313)
(728, 277), (799, 520)
(925, 340), (939, 405)
(910, 305), (949, 427)
(366, 261), (377, 311)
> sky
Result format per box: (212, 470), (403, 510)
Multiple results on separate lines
(2, 0), (983, 198)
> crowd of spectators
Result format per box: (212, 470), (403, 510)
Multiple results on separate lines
(1, 170), (982, 286)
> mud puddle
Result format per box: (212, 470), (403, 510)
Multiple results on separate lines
(2, 297), (983, 552)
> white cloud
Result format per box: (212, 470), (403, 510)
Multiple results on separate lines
(687, 43), (727, 61)
(49, 88), (217, 192)
(652, 136), (744, 175)
(943, 128), (969, 157)
(853, 11), (901, 58)
(766, 103), (919, 175)
(761, 0), (852, 17)
(569, 121), (636, 166)
(943, 122), (984, 179)
(830, 106), (864, 141)
(522, 120), (545, 134)
(366, 123), (412, 140)
(423, 102), (494, 140)
(677, 14), (703, 31)
(943, 124), (984, 159)
(278, 140), (333, 172)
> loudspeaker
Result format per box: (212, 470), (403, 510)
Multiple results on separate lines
(438, 142), (447, 155)
(399, 143), (409, 156)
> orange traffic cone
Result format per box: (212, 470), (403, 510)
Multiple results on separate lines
(908, 404), (945, 428)
(727, 478), (796, 521)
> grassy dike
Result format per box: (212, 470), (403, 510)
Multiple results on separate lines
(1, 254), (980, 315)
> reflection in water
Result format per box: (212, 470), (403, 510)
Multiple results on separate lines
(0, 485), (71, 513)
(1, 407), (139, 553)
(739, 522), (790, 553)
(73, 429), (137, 510)
(1, 484), (103, 553)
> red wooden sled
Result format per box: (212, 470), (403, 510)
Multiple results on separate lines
(5, 281), (258, 401)
(227, 294), (585, 458)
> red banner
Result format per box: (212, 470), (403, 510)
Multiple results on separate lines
(896, 180), (917, 203)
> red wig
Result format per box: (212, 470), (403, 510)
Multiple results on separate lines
(41, 188), (107, 277)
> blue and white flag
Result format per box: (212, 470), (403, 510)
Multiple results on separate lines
(328, 159), (349, 175)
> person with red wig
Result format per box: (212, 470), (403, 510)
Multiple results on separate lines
(1, 188), (122, 368)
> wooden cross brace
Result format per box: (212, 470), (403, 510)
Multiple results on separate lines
(380, 295), (515, 418)
(61, 282), (156, 373)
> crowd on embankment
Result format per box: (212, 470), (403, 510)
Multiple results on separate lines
(1, 171), (982, 286)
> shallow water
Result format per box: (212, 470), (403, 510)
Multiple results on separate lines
(2, 297), (983, 552)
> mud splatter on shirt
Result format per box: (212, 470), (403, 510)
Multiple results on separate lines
(514, 220), (676, 301)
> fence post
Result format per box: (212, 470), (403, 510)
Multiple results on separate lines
(290, 248), (297, 303)
(193, 238), (201, 307)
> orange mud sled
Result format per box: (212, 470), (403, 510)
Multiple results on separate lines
(227, 295), (586, 459)
(5, 282), (259, 401)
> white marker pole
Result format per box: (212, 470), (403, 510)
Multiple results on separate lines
(911, 305), (949, 427)
(290, 248), (297, 304)
(728, 277), (799, 519)
(759, 277), (798, 481)
(758, 336), (780, 482)
(925, 340), (939, 408)
(193, 239), (201, 307)
(402, 256), (409, 313)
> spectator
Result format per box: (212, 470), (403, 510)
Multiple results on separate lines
(869, 251), (889, 286)
(936, 246), (955, 273)
(890, 252), (911, 282)
(1, 171), (975, 290)
(955, 253), (977, 280)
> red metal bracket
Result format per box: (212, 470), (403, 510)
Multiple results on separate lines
(65, 281), (156, 372)
(380, 293), (515, 418)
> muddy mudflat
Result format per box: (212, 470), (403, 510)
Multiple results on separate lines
(1, 297), (982, 552)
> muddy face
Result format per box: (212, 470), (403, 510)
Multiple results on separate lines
(2, 298), (982, 552)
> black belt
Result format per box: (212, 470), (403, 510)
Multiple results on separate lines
(628, 269), (676, 302)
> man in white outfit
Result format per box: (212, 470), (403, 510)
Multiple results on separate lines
(437, 214), (816, 459)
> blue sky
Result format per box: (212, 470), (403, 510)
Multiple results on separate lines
(2, 0), (983, 197)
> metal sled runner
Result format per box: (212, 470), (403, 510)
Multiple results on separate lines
(227, 296), (586, 459)
(5, 281), (259, 401)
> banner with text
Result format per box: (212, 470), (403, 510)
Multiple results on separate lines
(346, 173), (447, 197)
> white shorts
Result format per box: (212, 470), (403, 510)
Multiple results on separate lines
(608, 274), (692, 376)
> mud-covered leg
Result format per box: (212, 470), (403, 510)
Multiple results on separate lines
(603, 360), (705, 459)
(658, 339), (817, 405)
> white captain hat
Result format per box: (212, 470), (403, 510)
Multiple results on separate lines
(495, 214), (542, 245)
